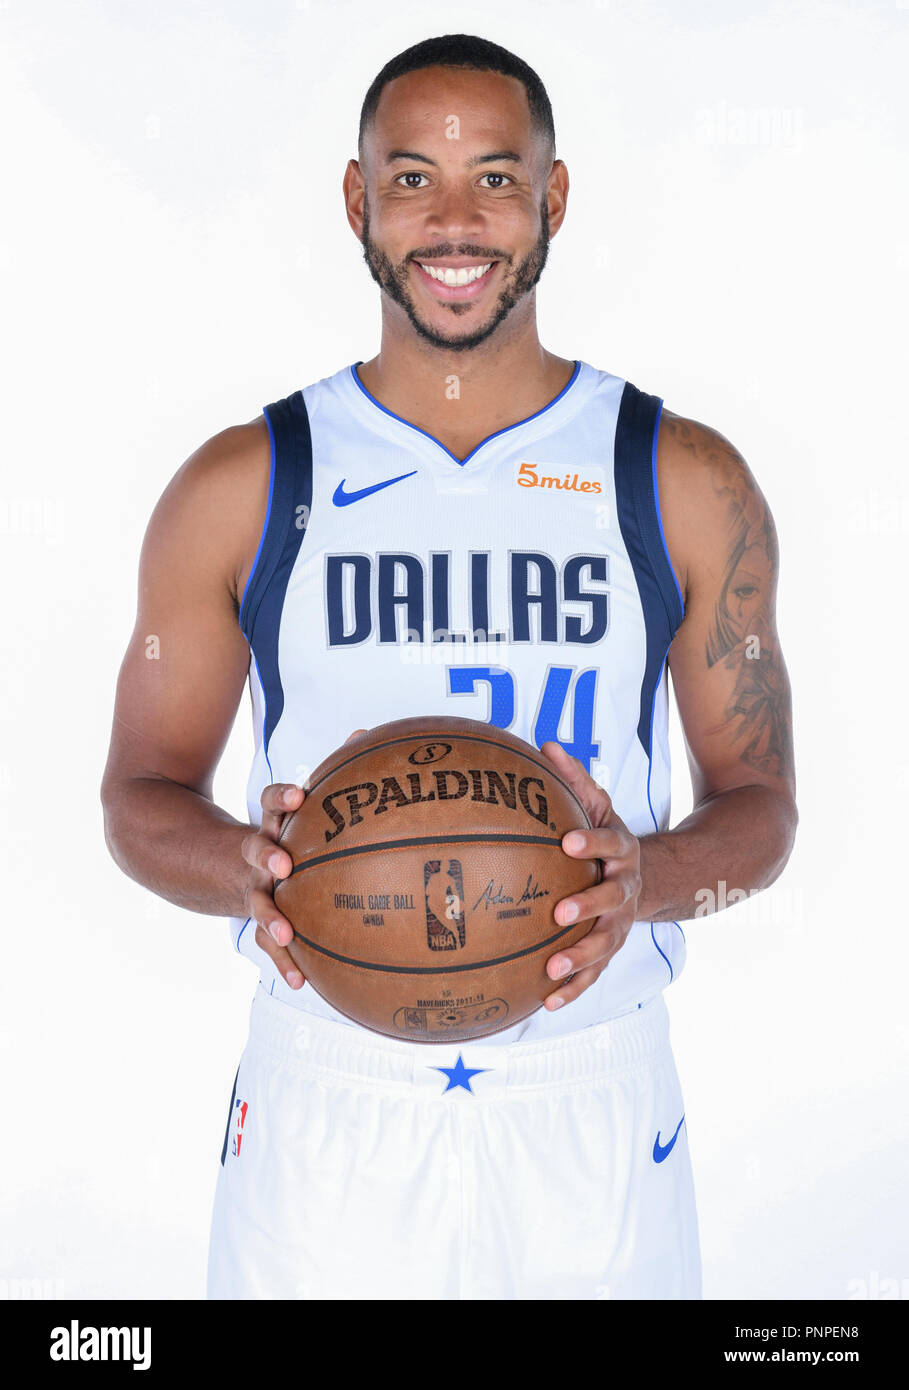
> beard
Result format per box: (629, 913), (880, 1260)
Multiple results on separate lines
(359, 195), (551, 352)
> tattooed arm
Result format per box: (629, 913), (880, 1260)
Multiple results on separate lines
(634, 410), (797, 922)
(536, 408), (798, 1006)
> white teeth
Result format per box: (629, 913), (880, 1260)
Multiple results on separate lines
(418, 262), (493, 286)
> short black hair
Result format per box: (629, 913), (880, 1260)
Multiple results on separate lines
(358, 34), (556, 165)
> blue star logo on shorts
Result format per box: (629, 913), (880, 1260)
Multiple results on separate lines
(431, 1054), (491, 1094)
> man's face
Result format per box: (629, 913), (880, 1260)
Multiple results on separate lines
(351, 67), (564, 352)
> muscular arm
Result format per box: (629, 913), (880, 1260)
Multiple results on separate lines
(636, 410), (797, 921)
(100, 421), (270, 918)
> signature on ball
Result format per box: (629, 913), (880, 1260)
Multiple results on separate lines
(472, 875), (550, 911)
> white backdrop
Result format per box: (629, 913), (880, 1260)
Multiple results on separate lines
(1, 0), (906, 1301)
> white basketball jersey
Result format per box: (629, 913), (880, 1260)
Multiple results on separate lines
(229, 359), (687, 1043)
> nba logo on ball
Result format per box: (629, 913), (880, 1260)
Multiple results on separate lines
(424, 858), (466, 949)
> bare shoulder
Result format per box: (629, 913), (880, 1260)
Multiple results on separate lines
(655, 408), (778, 606)
(145, 415), (271, 612)
(161, 415), (270, 520)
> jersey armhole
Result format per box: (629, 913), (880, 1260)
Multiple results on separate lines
(650, 402), (686, 628)
(237, 391), (314, 647)
(237, 409), (278, 639)
(615, 382), (685, 639)
(614, 381), (685, 756)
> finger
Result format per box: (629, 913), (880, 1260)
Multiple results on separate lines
(543, 960), (604, 1010)
(254, 922), (305, 989)
(561, 826), (624, 862)
(245, 884), (296, 948)
(261, 782), (305, 816)
(539, 741), (613, 824)
(260, 782), (305, 837)
(553, 875), (631, 929)
(241, 831), (294, 880)
(547, 916), (628, 980)
(345, 728), (369, 743)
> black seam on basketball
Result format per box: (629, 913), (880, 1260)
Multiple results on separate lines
(290, 918), (584, 973)
(290, 732), (592, 834)
(279, 831), (565, 879)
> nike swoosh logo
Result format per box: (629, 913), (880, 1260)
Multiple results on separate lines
(652, 1115), (685, 1164)
(332, 471), (418, 506)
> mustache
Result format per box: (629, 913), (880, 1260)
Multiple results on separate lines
(408, 248), (510, 263)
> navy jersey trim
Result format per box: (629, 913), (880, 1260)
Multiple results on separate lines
(238, 391), (314, 752)
(614, 382), (685, 756)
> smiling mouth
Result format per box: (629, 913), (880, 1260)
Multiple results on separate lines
(411, 259), (500, 301)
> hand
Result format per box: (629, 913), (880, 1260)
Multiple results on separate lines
(538, 741), (642, 1011)
(240, 729), (368, 989)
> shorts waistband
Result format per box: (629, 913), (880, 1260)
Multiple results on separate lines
(245, 985), (671, 1096)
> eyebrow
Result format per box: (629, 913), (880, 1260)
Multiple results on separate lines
(385, 150), (524, 168)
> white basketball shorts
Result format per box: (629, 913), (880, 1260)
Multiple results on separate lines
(206, 984), (701, 1300)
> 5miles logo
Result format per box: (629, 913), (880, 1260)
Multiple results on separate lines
(516, 461), (603, 495)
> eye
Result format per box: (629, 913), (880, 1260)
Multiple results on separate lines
(733, 584), (758, 600)
(395, 172), (430, 189)
(479, 173), (513, 189)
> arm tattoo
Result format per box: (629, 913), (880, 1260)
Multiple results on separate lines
(664, 415), (794, 780)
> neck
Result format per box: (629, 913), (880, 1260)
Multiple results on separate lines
(356, 293), (575, 446)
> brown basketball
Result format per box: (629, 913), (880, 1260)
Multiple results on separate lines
(274, 715), (600, 1043)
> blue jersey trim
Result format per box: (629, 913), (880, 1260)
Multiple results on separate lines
(237, 410), (277, 624)
(239, 391), (314, 752)
(250, 649), (275, 786)
(621, 391), (684, 990)
(651, 402), (685, 618)
(614, 382), (685, 756)
(644, 647), (675, 985)
(644, 648), (670, 832)
(348, 359), (582, 466)
(650, 923), (673, 982)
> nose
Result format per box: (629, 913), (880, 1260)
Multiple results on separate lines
(422, 182), (488, 245)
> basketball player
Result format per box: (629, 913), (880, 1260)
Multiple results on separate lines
(101, 35), (797, 1300)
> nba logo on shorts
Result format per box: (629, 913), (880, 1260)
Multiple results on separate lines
(232, 1099), (248, 1157)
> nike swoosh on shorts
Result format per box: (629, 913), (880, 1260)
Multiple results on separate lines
(652, 1115), (685, 1163)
